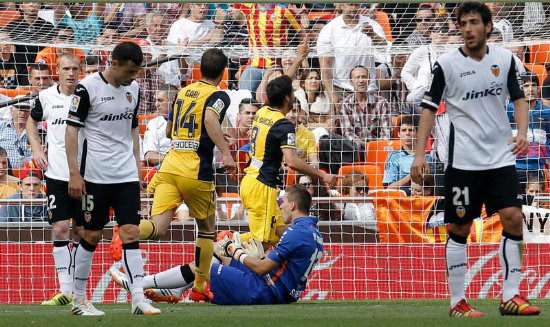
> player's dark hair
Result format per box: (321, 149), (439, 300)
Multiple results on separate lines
(286, 184), (312, 215)
(457, 2), (493, 37)
(238, 98), (260, 113)
(200, 48), (227, 80)
(28, 62), (49, 74)
(521, 71), (539, 86)
(112, 41), (143, 66)
(399, 115), (419, 128)
(266, 75), (293, 107)
(85, 55), (99, 66)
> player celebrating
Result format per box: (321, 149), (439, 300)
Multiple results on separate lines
(27, 53), (83, 306)
(65, 42), (160, 316)
(411, 2), (540, 317)
(240, 75), (335, 248)
(137, 48), (236, 302)
(111, 184), (323, 305)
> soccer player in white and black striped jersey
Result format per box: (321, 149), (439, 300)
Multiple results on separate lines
(411, 2), (540, 317)
(27, 53), (83, 307)
(65, 42), (160, 316)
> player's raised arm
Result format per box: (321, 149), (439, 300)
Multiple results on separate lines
(282, 147), (335, 185)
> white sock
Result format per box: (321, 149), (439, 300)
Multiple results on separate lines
(53, 240), (73, 297)
(73, 240), (95, 301)
(122, 243), (145, 305)
(500, 232), (523, 302)
(446, 233), (467, 308)
(143, 264), (195, 289)
(70, 243), (79, 277)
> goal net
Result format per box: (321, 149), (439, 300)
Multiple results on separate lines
(1, 1), (550, 304)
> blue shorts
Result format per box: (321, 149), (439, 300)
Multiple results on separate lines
(210, 260), (277, 305)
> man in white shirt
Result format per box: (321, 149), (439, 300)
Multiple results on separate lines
(143, 84), (178, 167)
(317, 3), (388, 106)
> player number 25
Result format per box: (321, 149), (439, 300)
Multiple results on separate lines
(452, 186), (470, 206)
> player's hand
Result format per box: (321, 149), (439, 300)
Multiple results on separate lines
(509, 134), (529, 157)
(321, 172), (339, 188)
(68, 173), (86, 199)
(410, 156), (430, 184)
(242, 238), (265, 259)
(32, 150), (48, 171)
(219, 235), (245, 259)
(222, 152), (237, 177)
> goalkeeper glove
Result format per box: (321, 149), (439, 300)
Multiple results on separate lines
(218, 236), (248, 263)
(242, 238), (265, 259)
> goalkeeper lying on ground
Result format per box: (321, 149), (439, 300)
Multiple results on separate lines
(111, 184), (324, 305)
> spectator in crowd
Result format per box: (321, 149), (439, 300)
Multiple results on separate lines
(524, 174), (545, 207)
(88, 26), (121, 67)
(54, 2), (110, 47)
(317, 3), (388, 105)
(134, 39), (165, 115)
(18, 63), (53, 94)
(84, 56), (101, 76)
(404, 4), (435, 46)
(340, 173), (375, 222)
(383, 115), (433, 194)
(486, 2), (513, 44)
(148, 3), (187, 25)
(255, 39), (309, 103)
(506, 72), (550, 186)
(143, 84), (179, 167)
(294, 68), (334, 138)
(340, 65), (392, 148)
(304, 18), (328, 68)
(544, 75), (550, 108)
(296, 174), (340, 221)
(235, 3), (303, 97)
(35, 25), (85, 79)
(230, 98), (259, 177)
(507, 39), (527, 75)
(375, 52), (410, 115)
(0, 147), (19, 199)
(0, 95), (32, 168)
(6, 2), (55, 63)
(0, 31), (29, 89)
(145, 11), (188, 88)
(0, 169), (47, 222)
(103, 3), (147, 36)
(166, 3), (217, 54)
(401, 18), (449, 111)
(411, 174), (435, 196)
(287, 100), (319, 167)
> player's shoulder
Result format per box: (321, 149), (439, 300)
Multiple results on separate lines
(437, 47), (463, 66)
(77, 72), (103, 91)
(39, 84), (60, 97)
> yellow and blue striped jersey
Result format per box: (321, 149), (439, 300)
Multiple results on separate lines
(244, 106), (296, 188)
(159, 81), (230, 181)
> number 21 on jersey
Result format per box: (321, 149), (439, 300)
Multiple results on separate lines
(173, 99), (199, 138)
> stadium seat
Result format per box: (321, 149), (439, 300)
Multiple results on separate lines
(286, 168), (298, 186)
(0, 10), (20, 27)
(138, 114), (158, 137)
(367, 188), (407, 198)
(0, 88), (30, 98)
(529, 43), (550, 64)
(220, 192), (239, 220)
(185, 65), (228, 89)
(337, 164), (383, 191)
(523, 63), (548, 88)
(374, 11), (394, 42)
(365, 139), (402, 174)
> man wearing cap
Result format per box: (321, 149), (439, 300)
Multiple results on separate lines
(0, 94), (32, 168)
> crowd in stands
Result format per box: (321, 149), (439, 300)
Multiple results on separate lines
(0, 2), (550, 222)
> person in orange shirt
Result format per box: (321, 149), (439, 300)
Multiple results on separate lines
(35, 25), (85, 80)
(0, 147), (19, 199)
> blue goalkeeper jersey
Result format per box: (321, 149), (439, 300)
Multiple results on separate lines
(266, 216), (324, 302)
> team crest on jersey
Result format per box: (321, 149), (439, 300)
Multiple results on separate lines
(47, 210), (52, 220)
(287, 133), (296, 146)
(126, 91), (132, 103)
(84, 211), (92, 223)
(211, 98), (225, 114)
(456, 206), (466, 218)
(69, 95), (80, 113)
(491, 64), (500, 77)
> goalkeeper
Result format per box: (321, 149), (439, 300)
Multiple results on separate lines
(111, 184), (323, 304)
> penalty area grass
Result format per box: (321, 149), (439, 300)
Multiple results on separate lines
(1, 299), (549, 327)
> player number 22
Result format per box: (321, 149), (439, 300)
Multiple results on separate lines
(452, 186), (470, 206)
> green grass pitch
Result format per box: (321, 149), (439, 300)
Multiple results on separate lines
(2, 300), (550, 327)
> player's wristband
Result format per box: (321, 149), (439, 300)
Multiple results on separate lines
(238, 253), (248, 264)
(232, 248), (245, 262)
